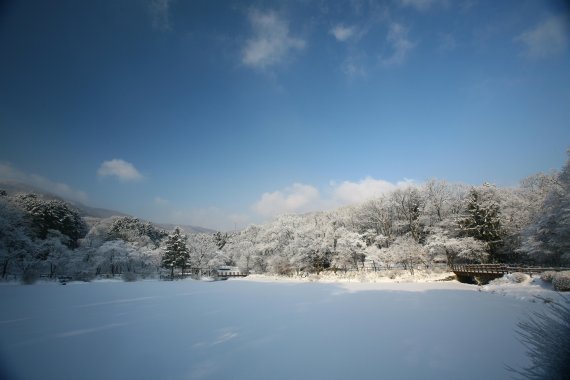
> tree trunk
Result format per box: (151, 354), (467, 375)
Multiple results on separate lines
(1, 259), (8, 279)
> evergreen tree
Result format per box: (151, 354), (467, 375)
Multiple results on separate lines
(213, 231), (229, 250)
(11, 193), (86, 248)
(458, 183), (503, 261)
(107, 216), (167, 248)
(161, 228), (190, 278)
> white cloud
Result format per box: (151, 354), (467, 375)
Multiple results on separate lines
(331, 177), (413, 204)
(252, 183), (320, 217)
(0, 162), (88, 202)
(341, 53), (368, 77)
(380, 22), (415, 66)
(149, 0), (173, 31)
(330, 25), (357, 42)
(98, 159), (143, 182)
(242, 10), (306, 69)
(154, 196), (169, 205)
(252, 177), (416, 218)
(516, 16), (568, 59)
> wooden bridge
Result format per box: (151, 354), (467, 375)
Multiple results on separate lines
(449, 264), (568, 283)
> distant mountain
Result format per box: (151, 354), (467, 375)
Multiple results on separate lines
(0, 180), (215, 233)
(0, 180), (129, 218)
(156, 223), (216, 234)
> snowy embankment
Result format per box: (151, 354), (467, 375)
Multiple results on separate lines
(0, 278), (552, 380)
(244, 268), (455, 284)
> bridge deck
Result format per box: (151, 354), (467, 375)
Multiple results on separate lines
(450, 264), (568, 277)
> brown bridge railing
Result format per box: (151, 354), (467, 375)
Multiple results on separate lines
(449, 264), (569, 276)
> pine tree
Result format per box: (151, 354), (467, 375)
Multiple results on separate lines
(458, 183), (503, 261)
(161, 228), (190, 278)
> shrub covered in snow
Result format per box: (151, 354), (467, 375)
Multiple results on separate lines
(510, 272), (530, 283)
(552, 271), (570, 291)
(20, 270), (39, 285)
(122, 272), (138, 282)
(489, 272), (530, 285)
(540, 271), (557, 283)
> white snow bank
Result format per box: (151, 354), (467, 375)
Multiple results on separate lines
(480, 274), (564, 302)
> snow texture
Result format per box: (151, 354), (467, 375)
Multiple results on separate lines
(0, 279), (548, 380)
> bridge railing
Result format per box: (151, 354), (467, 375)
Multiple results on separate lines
(449, 264), (570, 275)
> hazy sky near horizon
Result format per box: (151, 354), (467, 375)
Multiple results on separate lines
(1, 0), (569, 230)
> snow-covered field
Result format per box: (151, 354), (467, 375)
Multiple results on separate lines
(0, 278), (552, 380)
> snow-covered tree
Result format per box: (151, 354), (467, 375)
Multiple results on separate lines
(11, 193), (87, 248)
(519, 151), (570, 265)
(333, 227), (365, 271)
(426, 230), (489, 265)
(37, 230), (73, 277)
(93, 240), (135, 276)
(0, 198), (37, 279)
(187, 233), (217, 272)
(161, 228), (190, 278)
(213, 231), (229, 250)
(385, 235), (428, 275)
(390, 187), (425, 242)
(458, 183), (503, 261)
(106, 216), (167, 248)
(352, 197), (394, 240)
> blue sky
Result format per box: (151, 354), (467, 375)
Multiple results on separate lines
(1, 0), (569, 230)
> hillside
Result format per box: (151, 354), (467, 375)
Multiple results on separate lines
(0, 180), (213, 233)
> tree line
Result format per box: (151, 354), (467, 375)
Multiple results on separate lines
(1, 151), (568, 281)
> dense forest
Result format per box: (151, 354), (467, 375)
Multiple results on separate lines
(1, 151), (568, 282)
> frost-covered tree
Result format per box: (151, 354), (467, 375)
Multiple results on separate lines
(161, 228), (190, 278)
(458, 183), (503, 261)
(106, 216), (167, 248)
(37, 230), (73, 277)
(213, 231), (229, 250)
(385, 235), (428, 275)
(519, 152), (570, 265)
(11, 194), (87, 248)
(187, 233), (217, 271)
(92, 240), (134, 276)
(390, 187), (425, 242)
(353, 197), (394, 240)
(333, 227), (365, 271)
(423, 179), (452, 224)
(0, 198), (37, 278)
(426, 229), (489, 265)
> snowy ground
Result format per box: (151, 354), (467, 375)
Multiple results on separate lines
(0, 278), (555, 380)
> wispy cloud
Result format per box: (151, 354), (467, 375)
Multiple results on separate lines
(437, 32), (458, 53)
(0, 162), (88, 202)
(399, 0), (444, 11)
(380, 22), (415, 66)
(149, 0), (173, 31)
(341, 52), (368, 78)
(331, 177), (414, 205)
(330, 24), (358, 42)
(98, 159), (143, 182)
(242, 10), (306, 69)
(516, 16), (568, 59)
(154, 196), (169, 205)
(251, 177), (415, 218)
